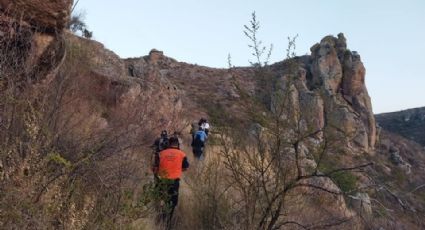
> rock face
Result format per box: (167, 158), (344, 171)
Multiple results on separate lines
(0, 0), (72, 33)
(315, 34), (376, 152)
(350, 192), (372, 216)
(0, 0), (70, 84)
(310, 36), (344, 94)
(271, 33), (376, 153)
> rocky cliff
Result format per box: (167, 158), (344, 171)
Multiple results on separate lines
(1, 1), (424, 229)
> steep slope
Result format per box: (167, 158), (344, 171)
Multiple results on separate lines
(376, 107), (425, 147)
(1, 1), (425, 229)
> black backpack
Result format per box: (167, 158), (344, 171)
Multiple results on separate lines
(158, 136), (169, 151)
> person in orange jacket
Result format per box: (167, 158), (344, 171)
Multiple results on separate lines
(152, 136), (189, 225)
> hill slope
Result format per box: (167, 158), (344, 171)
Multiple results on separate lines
(376, 107), (425, 147)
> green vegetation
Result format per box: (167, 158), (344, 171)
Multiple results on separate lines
(331, 171), (358, 194)
(317, 157), (358, 194)
(48, 152), (72, 169)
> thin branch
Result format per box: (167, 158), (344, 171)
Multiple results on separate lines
(409, 184), (425, 194)
(71, 0), (80, 14)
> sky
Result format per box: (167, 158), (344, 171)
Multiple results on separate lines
(75, 0), (425, 114)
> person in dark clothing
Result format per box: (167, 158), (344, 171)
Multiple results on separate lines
(151, 130), (169, 182)
(152, 136), (189, 227)
(191, 127), (207, 160)
(153, 130), (169, 153)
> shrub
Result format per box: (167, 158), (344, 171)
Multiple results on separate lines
(331, 171), (358, 194)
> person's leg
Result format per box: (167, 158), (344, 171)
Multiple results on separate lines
(199, 147), (204, 161)
(170, 180), (180, 213)
(155, 179), (170, 223)
(192, 147), (199, 159)
(166, 180), (180, 228)
(194, 146), (204, 159)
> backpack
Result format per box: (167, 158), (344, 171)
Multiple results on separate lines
(193, 131), (205, 147)
(158, 136), (169, 151)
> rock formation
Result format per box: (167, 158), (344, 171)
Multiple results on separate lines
(308, 33), (376, 152)
(0, 0), (70, 85)
(0, 0), (72, 33)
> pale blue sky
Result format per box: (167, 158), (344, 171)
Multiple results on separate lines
(76, 0), (425, 114)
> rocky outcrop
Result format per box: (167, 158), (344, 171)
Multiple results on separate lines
(0, 0), (70, 84)
(310, 33), (376, 153)
(268, 33), (376, 153)
(0, 0), (72, 33)
(389, 147), (412, 174)
(310, 36), (344, 94)
(350, 192), (372, 216)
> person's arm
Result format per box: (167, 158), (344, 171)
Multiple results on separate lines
(151, 139), (159, 150)
(182, 156), (189, 171)
(152, 152), (160, 174)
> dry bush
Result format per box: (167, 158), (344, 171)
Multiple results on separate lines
(175, 154), (236, 230)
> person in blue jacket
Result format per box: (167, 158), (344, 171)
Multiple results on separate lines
(191, 127), (207, 160)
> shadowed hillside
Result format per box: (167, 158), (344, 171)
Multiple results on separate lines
(376, 107), (425, 147)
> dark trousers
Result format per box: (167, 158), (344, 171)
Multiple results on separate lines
(157, 179), (180, 227)
(192, 146), (204, 160)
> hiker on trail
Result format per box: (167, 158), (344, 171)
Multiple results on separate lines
(152, 136), (189, 225)
(153, 130), (169, 153)
(151, 130), (169, 180)
(198, 118), (210, 136)
(191, 127), (207, 160)
(171, 131), (182, 149)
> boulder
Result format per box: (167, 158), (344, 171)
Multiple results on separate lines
(350, 192), (372, 216)
(149, 49), (164, 64)
(389, 148), (412, 174)
(389, 148), (403, 165)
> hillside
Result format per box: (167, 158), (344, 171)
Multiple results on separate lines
(376, 107), (425, 147)
(1, 1), (425, 229)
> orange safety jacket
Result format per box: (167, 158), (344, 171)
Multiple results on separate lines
(158, 147), (189, 179)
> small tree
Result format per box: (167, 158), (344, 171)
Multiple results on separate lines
(243, 12), (276, 110)
(68, 12), (93, 39)
(243, 11), (273, 68)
